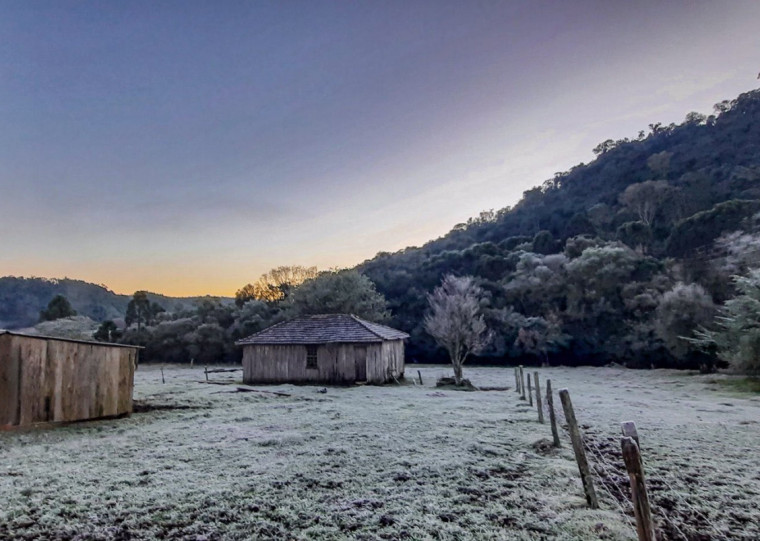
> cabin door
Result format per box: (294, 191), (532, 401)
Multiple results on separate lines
(354, 346), (367, 381)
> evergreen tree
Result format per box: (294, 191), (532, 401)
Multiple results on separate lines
(39, 295), (76, 322)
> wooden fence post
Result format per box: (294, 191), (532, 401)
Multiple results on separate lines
(161, 365), (165, 384)
(559, 389), (599, 508)
(515, 368), (520, 393)
(519, 366), (526, 400)
(205, 365), (209, 381)
(546, 380), (561, 447)
(621, 435), (656, 541)
(533, 372), (544, 423)
(417, 370), (423, 385)
(622, 421), (640, 448)
(527, 375), (533, 406)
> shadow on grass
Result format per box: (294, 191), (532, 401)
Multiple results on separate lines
(713, 377), (760, 394)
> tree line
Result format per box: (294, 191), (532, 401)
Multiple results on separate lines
(92, 267), (390, 364)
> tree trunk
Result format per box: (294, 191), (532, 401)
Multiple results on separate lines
(452, 360), (463, 386)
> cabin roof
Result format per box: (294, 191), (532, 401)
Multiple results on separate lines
(0, 329), (142, 349)
(235, 314), (409, 346)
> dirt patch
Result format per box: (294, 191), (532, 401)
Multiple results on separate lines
(435, 377), (479, 391)
(132, 400), (198, 413)
(531, 438), (557, 456)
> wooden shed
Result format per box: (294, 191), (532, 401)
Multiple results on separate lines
(0, 331), (139, 429)
(236, 314), (408, 384)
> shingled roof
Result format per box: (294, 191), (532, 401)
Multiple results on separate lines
(235, 314), (409, 345)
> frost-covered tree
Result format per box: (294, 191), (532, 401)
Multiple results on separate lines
(503, 252), (567, 315)
(655, 283), (716, 370)
(565, 244), (639, 317)
(424, 275), (489, 385)
(692, 270), (760, 374)
(714, 229), (760, 276)
(513, 313), (569, 366)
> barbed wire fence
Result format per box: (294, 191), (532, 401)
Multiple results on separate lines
(510, 366), (735, 541)
(581, 432), (694, 541)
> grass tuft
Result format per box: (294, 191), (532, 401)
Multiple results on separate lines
(715, 377), (760, 394)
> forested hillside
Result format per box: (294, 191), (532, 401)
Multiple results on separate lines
(358, 88), (760, 367)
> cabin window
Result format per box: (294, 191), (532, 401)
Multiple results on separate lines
(306, 345), (318, 369)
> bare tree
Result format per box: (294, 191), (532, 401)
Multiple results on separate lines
(235, 265), (319, 305)
(618, 180), (672, 226)
(424, 275), (489, 385)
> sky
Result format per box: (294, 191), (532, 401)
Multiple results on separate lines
(1, 1), (759, 297)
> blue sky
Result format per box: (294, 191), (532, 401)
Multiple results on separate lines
(1, 1), (759, 295)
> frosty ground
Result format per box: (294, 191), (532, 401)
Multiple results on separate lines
(1, 366), (758, 540)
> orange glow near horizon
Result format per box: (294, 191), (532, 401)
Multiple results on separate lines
(2, 227), (433, 297)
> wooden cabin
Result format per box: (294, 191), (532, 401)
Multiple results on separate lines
(0, 330), (139, 429)
(236, 314), (408, 384)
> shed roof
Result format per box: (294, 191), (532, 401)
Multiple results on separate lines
(0, 330), (142, 349)
(235, 314), (409, 346)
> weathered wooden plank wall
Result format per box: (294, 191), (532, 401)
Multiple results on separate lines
(243, 339), (406, 385)
(243, 344), (357, 384)
(0, 335), (19, 426)
(385, 339), (405, 380)
(365, 343), (384, 384)
(0, 334), (137, 429)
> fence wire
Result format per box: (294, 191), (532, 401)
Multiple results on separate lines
(580, 435), (642, 537)
(573, 411), (729, 541)
(527, 384), (732, 541)
(654, 473), (730, 541)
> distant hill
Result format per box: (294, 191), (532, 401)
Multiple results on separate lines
(0, 276), (232, 329)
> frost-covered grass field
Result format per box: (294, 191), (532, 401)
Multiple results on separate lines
(1, 365), (759, 540)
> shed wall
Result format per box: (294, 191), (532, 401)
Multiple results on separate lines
(243, 343), (362, 384)
(364, 339), (405, 384)
(243, 340), (405, 385)
(0, 334), (136, 428)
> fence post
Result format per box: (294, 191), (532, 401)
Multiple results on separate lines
(161, 365), (165, 384)
(205, 365), (209, 381)
(622, 421), (640, 448)
(515, 367), (520, 393)
(527, 375), (533, 406)
(621, 435), (656, 541)
(533, 372), (544, 423)
(559, 389), (599, 508)
(519, 366), (526, 400)
(546, 380), (561, 447)
(417, 370), (423, 385)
